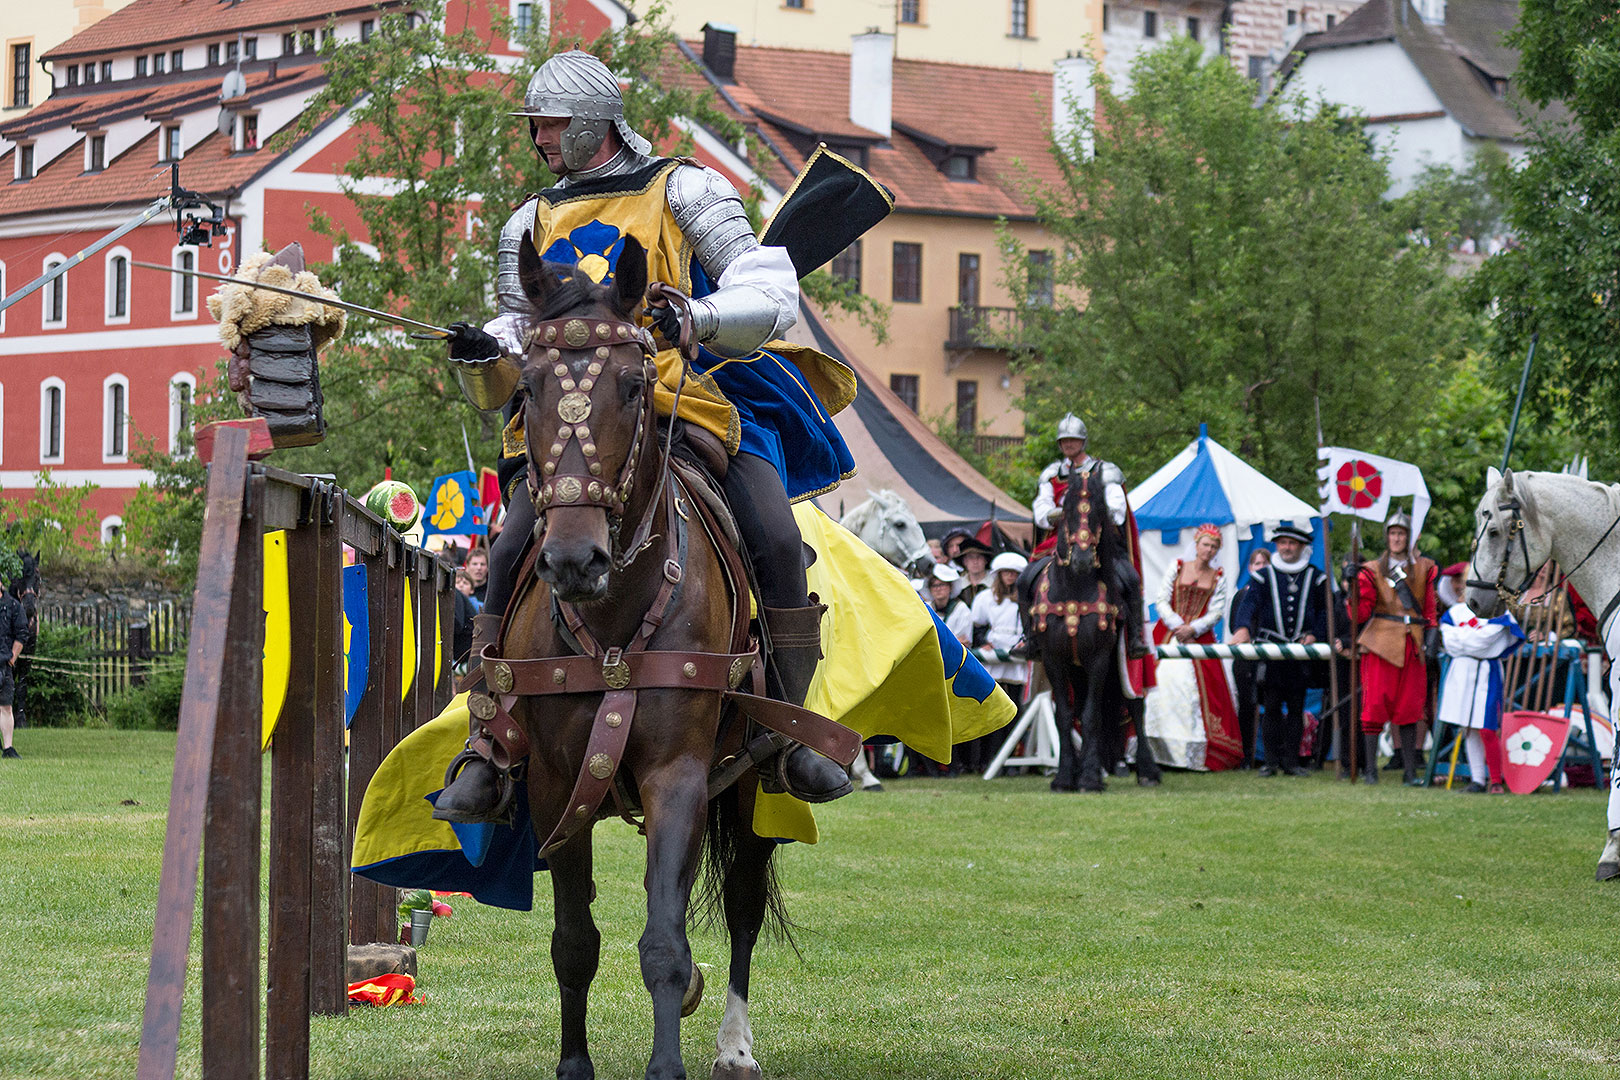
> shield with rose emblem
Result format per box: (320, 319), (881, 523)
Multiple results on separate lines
(1500, 710), (1572, 794)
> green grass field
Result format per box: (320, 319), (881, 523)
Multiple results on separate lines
(3, 728), (1617, 1079)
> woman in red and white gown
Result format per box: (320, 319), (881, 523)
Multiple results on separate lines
(1143, 524), (1244, 770)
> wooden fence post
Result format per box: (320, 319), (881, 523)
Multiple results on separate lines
(136, 427), (252, 1080)
(310, 485), (349, 1016)
(201, 470), (265, 1080)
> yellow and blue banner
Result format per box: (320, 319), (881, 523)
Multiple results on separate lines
(350, 505), (1014, 910)
(343, 564), (369, 727)
(422, 470), (487, 538)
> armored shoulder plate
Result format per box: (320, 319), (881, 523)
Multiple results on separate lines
(496, 199), (540, 318)
(1101, 460), (1125, 487)
(666, 164), (757, 280)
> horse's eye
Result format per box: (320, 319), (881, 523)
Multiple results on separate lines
(621, 378), (644, 405)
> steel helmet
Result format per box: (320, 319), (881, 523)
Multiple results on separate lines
(1055, 413), (1088, 443)
(512, 50), (653, 172)
(1385, 508), (1413, 532)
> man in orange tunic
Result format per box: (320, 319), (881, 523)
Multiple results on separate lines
(1351, 509), (1438, 785)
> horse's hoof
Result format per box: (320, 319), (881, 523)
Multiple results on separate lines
(861, 781), (885, 792)
(681, 962), (705, 1017)
(1050, 779), (1078, 792)
(1112, 763), (1131, 777)
(1598, 862), (1620, 882)
(711, 1063), (763, 1080)
(1137, 776), (1160, 787)
(1079, 782), (1107, 794)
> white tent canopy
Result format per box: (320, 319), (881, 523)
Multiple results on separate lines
(1130, 427), (1322, 633)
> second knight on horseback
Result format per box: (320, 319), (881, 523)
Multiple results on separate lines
(1031, 413), (1151, 659)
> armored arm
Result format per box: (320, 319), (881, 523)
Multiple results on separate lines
(1101, 461), (1128, 526)
(667, 165), (798, 357)
(1031, 462), (1062, 530)
(451, 201), (535, 410)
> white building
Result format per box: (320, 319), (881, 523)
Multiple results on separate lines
(1100, 1), (1226, 92)
(1285, 0), (1561, 194)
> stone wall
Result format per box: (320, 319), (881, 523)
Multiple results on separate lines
(38, 566), (189, 613)
(1226, 0), (1364, 77)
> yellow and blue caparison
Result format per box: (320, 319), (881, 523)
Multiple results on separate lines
(516, 158), (858, 502)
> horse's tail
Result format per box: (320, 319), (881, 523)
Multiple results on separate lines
(693, 783), (798, 952)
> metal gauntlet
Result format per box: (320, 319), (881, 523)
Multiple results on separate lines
(454, 354), (523, 412)
(686, 285), (784, 358)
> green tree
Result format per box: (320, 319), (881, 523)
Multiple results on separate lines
(1395, 144), (1510, 250)
(1407, 351), (1580, 562)
(1001, 39), (1471, 500)
(1471, 0), (1620, 478)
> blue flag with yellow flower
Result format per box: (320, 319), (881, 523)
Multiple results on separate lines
(422, 471), (486, 537)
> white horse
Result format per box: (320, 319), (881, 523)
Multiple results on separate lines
(840, 489), (935, 580)
(838, 490), (935, 792)
(1465, 467), (1620, 880)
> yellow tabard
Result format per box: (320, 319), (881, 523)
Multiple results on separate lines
(502, 159), (858, 462)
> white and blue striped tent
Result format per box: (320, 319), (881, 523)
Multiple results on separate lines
(1131, 426), (1324, 633)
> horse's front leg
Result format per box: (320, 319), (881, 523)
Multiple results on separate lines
(1047, 659), (1079, 791)
(549, 831), (600, 1080)
(713, 786), (775, 1080)
(639, 756), (710, 1080)
(1077, 652), (1111, 792)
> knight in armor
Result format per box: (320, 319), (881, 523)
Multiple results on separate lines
(1243, 525), (1328, 777)
(1350, 508), (1438, 785)
(1031, 413), (1150, 658)
(433, 50), (856, 822)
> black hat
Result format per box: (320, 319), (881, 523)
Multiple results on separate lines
(760, 146), (895, 279)
(1272, 523), (1313, 544)
(956, 535), (995, 558)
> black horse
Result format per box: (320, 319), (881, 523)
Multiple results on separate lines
(1020, 476), (1161, 792)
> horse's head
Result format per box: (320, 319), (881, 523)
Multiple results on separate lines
(1054, 469), (1106, 577)
(1466, 466), (1551, 615)
(516, 235), (658, 603)
(869, 490), (932, 579)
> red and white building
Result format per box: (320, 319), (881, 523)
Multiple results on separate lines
(0, 0), (669, 534)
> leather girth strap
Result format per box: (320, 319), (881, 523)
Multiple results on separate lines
(478, 470), (860, 857)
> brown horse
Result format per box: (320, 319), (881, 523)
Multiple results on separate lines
(490, 236), (786, 1080)
(1020, 473), (1161, 792)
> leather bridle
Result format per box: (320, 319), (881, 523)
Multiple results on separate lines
(1465, 496), (1537, 604)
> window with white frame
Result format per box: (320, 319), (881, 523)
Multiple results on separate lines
(161, 125), (181, 161)
(101, 516), (125, 546)
(171, 247), (198, 318)
(86, 133), (106, 172)
(169, 373), (196, 454)
(42, 254), (66, 328)
(235, 112), (259, 152)
(106, 247), (131, 324)
(39, 377), (65, 464)
(103, 373), (130, 462)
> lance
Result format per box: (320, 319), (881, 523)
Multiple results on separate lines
(131, 260), (455, 339)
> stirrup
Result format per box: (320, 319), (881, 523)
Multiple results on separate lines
(760, 744), (853, 804)
(433, 746), (519, 826)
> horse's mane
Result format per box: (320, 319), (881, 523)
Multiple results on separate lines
(840, 496), (881, 535)
(532, 270), (603, 321)
(1516, 469), (1620, 521)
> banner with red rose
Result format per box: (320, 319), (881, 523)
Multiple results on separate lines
(1316, 446), (1431, 536)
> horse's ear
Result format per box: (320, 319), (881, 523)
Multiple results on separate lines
(610, 236), (648, 318)
(1486, 465), (1503, 492)
(518, 234), (563, 312)
(1500, 466), (1516, 495)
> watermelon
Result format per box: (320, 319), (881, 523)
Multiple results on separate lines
(364, 480), (421, 530)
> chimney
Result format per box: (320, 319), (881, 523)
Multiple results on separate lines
(702, 22), (738, 82)
(849, 30), (893, 138)
(1053, 52), (1095, 158)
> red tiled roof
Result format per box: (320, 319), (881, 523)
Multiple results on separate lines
(679, 42), (1060, 220)
(0, 78), (305, 219)
(44, 0), (408, 60)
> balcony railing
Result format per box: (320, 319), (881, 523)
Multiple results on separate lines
(946, 305), (1027, 350)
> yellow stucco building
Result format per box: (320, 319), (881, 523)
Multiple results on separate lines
(4, 0), (138, 116)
